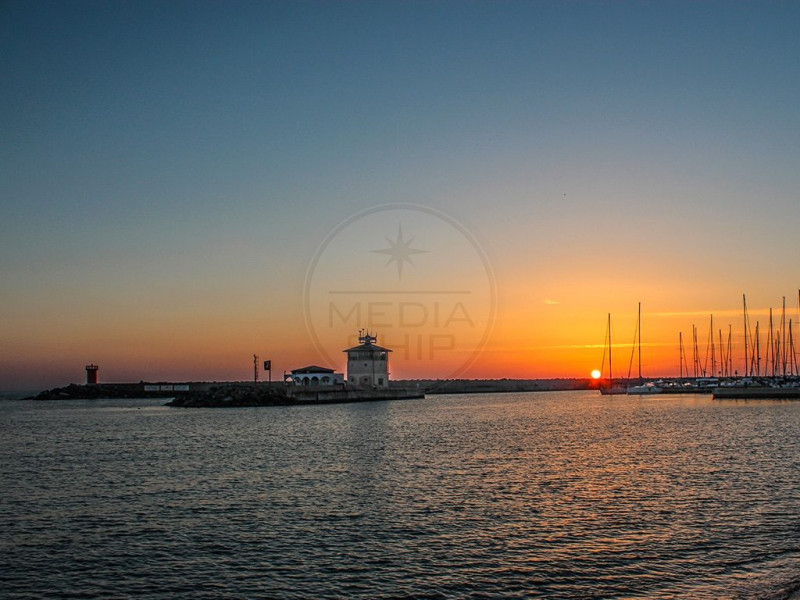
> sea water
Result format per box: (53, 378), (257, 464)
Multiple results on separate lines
(1, 391), (799, 599)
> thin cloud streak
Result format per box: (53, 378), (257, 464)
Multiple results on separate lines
(542, 342), (679, 350)
(653, 308), (792, 318)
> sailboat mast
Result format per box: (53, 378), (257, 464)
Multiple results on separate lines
(768, 308), (774, 377)
(782, 296), (787, 377)
(638, 302), (642, 382)
(743, 294), (749, 377)
(608, 313), (613, 383)
(727, 324), (733, 377)
(710, 314), (716, 378)
(792, 290), (800, 376)
(679, 331), (684, 380)
(755, 321), (760, 376)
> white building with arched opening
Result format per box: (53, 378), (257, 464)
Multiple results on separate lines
(287, 365), (344, 387)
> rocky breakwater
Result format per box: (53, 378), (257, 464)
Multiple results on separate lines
(167, 384), (424, 407)
(166, 384), (292, 407)
(30, 383), (154, 400)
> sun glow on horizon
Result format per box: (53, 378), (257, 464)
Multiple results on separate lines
(591, 369), (602, 379)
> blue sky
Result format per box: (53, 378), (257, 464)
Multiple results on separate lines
(2, 1), (799, 389)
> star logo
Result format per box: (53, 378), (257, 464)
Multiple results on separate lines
(371, 225), (428, 279)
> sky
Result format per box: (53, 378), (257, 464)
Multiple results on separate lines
(2, 0), (799, 390)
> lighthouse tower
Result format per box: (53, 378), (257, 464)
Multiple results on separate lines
(86, 364), (99, 385)
(344, 331), (391, 389)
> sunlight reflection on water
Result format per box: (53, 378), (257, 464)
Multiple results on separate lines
(1, 392), (799, 599)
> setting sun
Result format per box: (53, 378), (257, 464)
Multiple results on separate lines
(591, 369), (602, 379)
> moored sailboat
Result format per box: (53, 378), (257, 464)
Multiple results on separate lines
(599, 313), (627, 395)
(626, 302), (662, 395)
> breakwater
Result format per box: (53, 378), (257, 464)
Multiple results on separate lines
(397, 378), (595, 394)
(27, 378), (598, 403)
(167, 384), (424, 407)
(28, 382), (218, 400)
(713, 386), (800, 399)
(27, 382), (424, 407)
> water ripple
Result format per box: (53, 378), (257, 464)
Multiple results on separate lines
(1, 394), (799, 599)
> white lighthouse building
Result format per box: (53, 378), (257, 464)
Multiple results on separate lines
(344, 331), (391, 389)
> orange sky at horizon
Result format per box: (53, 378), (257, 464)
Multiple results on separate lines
(9, 287), (797, 390)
